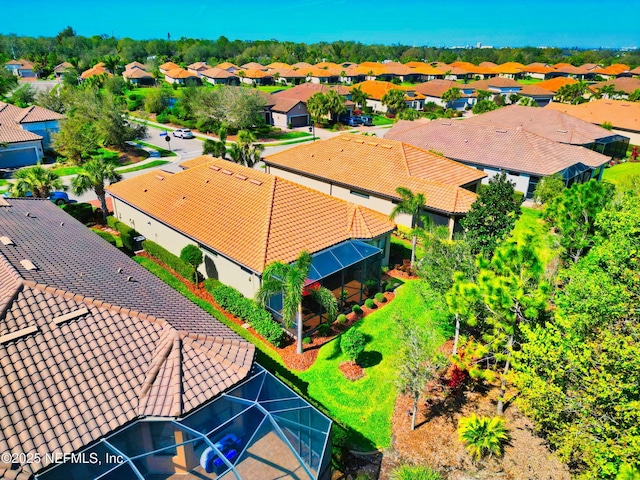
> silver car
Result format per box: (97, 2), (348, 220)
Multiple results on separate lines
(173, 128), (195, 139)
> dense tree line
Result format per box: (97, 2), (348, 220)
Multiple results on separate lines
(1, 28), (638, 78)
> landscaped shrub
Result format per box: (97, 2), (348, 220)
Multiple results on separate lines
(365, 298), (376, 309)
(91, 228), (117, 246)
(375, 293), (387, 303)
(116, 222), (139, 252)
(352, 305), (362, 315)
(336, 314), (347, 324)
(206, 284), (286, 347)
(302, 337), (312, 344)
(389, 464), (443, 480)
(142, 240), (195, 280)
(341, 328), (366, 365)
(61, 202), (98, 224)
(203, 278), (222, 291)
(317, 323), (332, 336)
(457, 414), (509, 460)
(512, 190), (525, 204)
(106, 215), (120, 229)
(156, 112), (170, 123)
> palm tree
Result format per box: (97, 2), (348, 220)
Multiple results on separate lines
(441, 87), (462, 108)
(381, 89), (407, 115)
(594, 84), (616, 99)
(306, 92), (329, 125)
(9, 165), (65, 199)
(324, 89), (346, 123)
(257, 251), (338, 354)
(389, 186), (425, 267)
(71, 156), (122, 222)
(350, 86), (370, 110)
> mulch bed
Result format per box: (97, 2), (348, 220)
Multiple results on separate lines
(138, 252), (397, 372)
(339, 361), (365, 381)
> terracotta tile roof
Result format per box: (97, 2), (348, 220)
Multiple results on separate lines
(553, 62), (573, 68)
(125, 61), (146, 71)
(272, 83), (350, 103)
(266, 62), (291, 69)
(467, 77), (521, 90)
(479, 61), (498, 68)
(414, 79), (471, 98)
(591, 63), (630, 76)
(410, 65), (446, 76)
(546, 99), (640, 133)
(629, 66), (640, 75)
(107, 158), (393, 273)
(404, 61), (428, 68)
(535, 77), (578, 93)
(385, 118), (610, 176)
(0, 125), (41, 144)
(53, 61), (73, 72)
(466, 104), (615, 144)
(0, 102), (25, 125)
(5, 59), (34, 69)
(187, 61), (208, 70)
(306, 67), (340, 78)
(165, 67), (197, 79)
(291, 62), (312, 69)
(265, 135), (484, 215)
(518, 84), (555, 97)
(122, 68), (153, 79)
(522, 64), (555, 74)
(200, 67), (237, 79)
(555, 65), (591, 75)
(14, 105), (64, 124)
(315, 62), (342, 70)
(268, 68), (307, 79)
(216, 61), (239, 71)
(352, 80), (409, 101)
(270, 97), (305, 113)
(238, 68), (272, 79)
(241, 62), (266, 70)
(589, 77), (640, 95)
(0, 199), (254, 479)
(159, 61), (180, 71)
(80, 65), (112, 79)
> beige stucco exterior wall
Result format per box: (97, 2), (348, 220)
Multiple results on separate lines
(112, 198), (260, 298)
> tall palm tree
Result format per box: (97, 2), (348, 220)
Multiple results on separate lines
(389, 186), (426, 267)
(71, 156), (122, 222)
(257, 251), (338, 354)
(350, 86), (370, 110)
(9, 165), (65, 199)
(306, 92), (329, 125)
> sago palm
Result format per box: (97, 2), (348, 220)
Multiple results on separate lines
(457, 414), (509, 460)
(257, 251), (337, 354)
(71, 156), (122, 222)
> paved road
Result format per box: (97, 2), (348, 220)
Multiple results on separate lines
(18, 79), (61, 94)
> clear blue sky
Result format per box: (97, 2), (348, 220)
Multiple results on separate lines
(3, 0), (639, 48)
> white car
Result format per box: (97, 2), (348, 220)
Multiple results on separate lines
(172, 128), (194, 139)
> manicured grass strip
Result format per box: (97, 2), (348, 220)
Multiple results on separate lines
(135, 141), (177, 157)
(266, 131), (312, 140)
(372, 115), (394, 126)
(298, 280), (450, 450)
(517, 78), (543, 85)
(265, 137), (315, 146)
(117, 160), (170, 173)
(51, 165), (82, 176)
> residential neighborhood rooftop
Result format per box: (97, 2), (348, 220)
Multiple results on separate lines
(546, 99), (640, 133)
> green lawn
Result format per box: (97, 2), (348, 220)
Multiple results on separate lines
(51, 165), (82, 176)
(298, 281), (450, 450)
(602, 161), (640, 189)
(134, 141), (178, 157)
(517, 78), (543, 85)
(264, 131), (312, 140)
(117, 160), (170, 173)
(255, 85), (292, 93)
(372, 115), (395, 126)
(91, 228), (123, 248)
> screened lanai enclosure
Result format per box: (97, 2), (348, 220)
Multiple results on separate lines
(266, 239), (383, 334)
(36, 365), (332, 480)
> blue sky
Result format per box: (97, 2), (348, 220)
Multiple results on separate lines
(3, 0), (639, 48)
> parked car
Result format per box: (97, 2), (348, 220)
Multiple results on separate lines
(359, 115), (373, 126)
(173, 128), (194, 139)
(3, 191), (73, 205)
(346, 116), (363, 127)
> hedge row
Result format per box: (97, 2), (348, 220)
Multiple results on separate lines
(104, 216), (141, 252)
(142, 239), (196, 281)
(205, 283), (286, 347)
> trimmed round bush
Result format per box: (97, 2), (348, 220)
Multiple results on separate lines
(364, 299), (375, 309)
(302, 337), (312, 344)
(337, 314), (347, 324)
(375, 293), (386, 303)
(352, 305), (362, 315)
(340, 328), (366, 364)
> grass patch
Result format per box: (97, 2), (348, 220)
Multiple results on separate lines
(517, 78), (543, 85)
(255, 85), (293, 93)
(372, 115), (395, 126)
(602, 161), (640, 189)
(265, 137), (315, 146)
(510, 206), (558, 265)
(91, 228), (123, 248)
(51, 165), (81, 176)
(265, 131), (312, 140)
(134, 141), (177, 157)
(117, 160), (170, 173)
(298, 280), (450, 450)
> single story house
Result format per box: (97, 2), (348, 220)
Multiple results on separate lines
(241, 62), (266, 70)
(306, 68), (340, 84)
(588, 77), (640, 98)
(385, 117), (611, 199)
(514, 84), (555, 106)
(467, 77), (523, 97)
(0, 198), (332, 480)
(534, 77), (578, 93)
(264, 134), (486, 237)
(187, 61), (209, 76)
(164, 67), (199, 85)
(546, 99), (640, 146)
(216, 61), (241, 73)
(0, 100), (63, 154)
(107, 158), (394, 330)
(4, 59), (38, 78)
(158, 61), (180, 75)
(200, 67), (240, 85)
(80, 63), (112, 80)
(122, 67), (154, 86)
(413, 79), (475, 110)
(467, 104), (630, 158)
(53, 61), (74, 79)
(268, 68), (307, 86)
(351, 80), (424, 113)
(238, 68), (273, 85)
(270, 98), (309, 128)
(124, 61), (146, 71)
(521, 63), (557, 80)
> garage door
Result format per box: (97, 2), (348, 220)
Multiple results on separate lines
(289, 115), (308, 127)
(0, 148), (38, 168)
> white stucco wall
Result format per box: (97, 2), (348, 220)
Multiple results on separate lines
(474, 165), (531, 195)
(112, 198), (261, 298)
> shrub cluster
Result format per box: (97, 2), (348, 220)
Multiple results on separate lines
(374, 292), (387, 303)
(105, 216), (141, 252)
(61, 202), (100, 224)
(142, 239), (195, 280)
(352, 305), (362, 315)
(206, 284), (286, 347)
(336, 314), (347, 324)
(364, 298), (376, 309)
